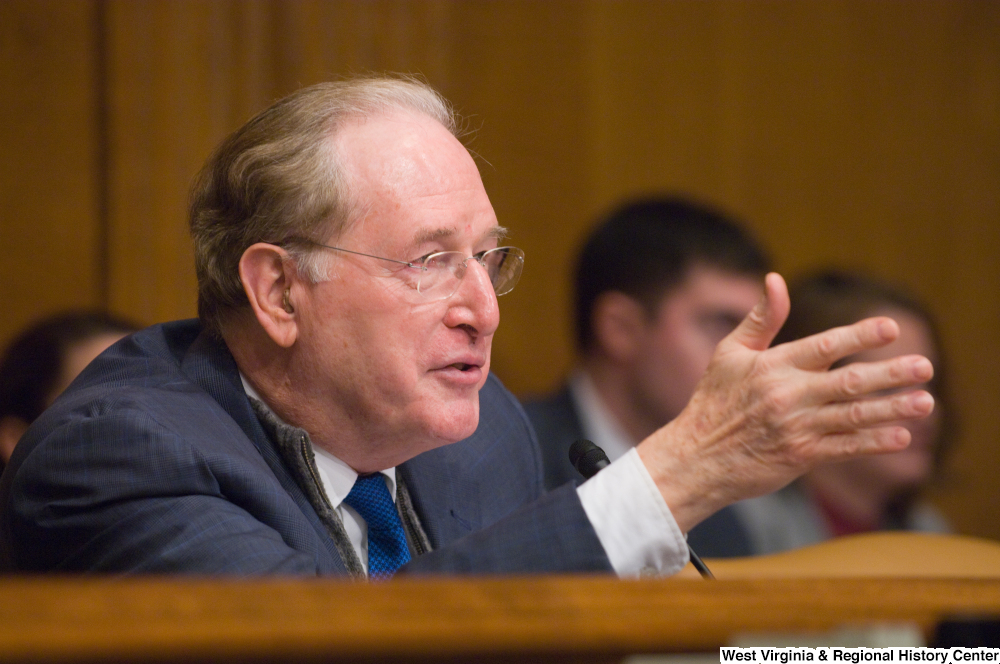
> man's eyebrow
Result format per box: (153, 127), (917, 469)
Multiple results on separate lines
(412, 225), (509, 244)
(413, 227), (456, 244)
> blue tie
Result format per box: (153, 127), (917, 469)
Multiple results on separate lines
(343, 473), (411, 579)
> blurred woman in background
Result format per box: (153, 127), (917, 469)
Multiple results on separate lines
(731, 270), (955, 554)
(0, 311), (137, 467)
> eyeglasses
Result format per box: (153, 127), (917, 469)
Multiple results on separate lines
(291, 239), (525, 302)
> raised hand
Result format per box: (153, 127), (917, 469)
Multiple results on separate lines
(637, 273), (935, 533)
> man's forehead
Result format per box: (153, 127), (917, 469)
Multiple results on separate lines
(682, 263), (762, 288)
(664, 263), (762, 307)
(332, 109), (497, 247)
(334, 109), (463, 181)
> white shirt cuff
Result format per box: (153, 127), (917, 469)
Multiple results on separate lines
(576, 446), (689, 577)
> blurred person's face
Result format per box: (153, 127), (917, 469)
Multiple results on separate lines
(627, 264), (762, 433)
(833, 307), (942, 493)
(1, 331), (126, 463)
(50, 333), (127, 404)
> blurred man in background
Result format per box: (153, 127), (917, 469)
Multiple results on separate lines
(524, 197), (771, 556)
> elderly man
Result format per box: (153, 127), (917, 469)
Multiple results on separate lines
(0, 78), (933, 577)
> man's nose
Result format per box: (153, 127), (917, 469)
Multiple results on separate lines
(446, 259), (500, 337)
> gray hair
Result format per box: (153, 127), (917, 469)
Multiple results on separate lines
(189, 76), (457, 336)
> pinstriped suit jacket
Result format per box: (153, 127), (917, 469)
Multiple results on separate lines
(0, 320), (612, 575)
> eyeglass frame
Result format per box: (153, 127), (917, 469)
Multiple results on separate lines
(279, 237), (524, 300)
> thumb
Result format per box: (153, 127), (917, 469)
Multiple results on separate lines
(729, 272), (790, 351)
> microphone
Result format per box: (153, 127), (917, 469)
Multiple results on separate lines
(568, 439), (610, 478)
(569, 439), (714, 580)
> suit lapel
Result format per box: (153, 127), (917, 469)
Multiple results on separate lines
(179, 329), (351, 575)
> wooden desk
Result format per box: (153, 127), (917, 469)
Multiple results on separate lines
(678, 533), (1000, 580)
(2, 576), (999, 663)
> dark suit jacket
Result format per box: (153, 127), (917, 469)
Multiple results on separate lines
(523, 385), (753, 558)
(0, 321), (612, 575)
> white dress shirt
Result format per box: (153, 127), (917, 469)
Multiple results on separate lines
(241, 376), (391, 574)
(569, 369), (637, 462)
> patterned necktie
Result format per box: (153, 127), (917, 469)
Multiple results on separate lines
(343, 473), (411, 579)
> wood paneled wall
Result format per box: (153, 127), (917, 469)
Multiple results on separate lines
(1, 1), (104, 334)
(2, 1), (998, 539)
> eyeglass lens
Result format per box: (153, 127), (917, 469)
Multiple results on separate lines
(421, 247), (523, 297)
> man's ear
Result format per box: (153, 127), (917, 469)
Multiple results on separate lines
(239, 243), (299, 348)
(591, 291), (647, 363)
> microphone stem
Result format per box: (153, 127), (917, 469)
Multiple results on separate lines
(569, 439), (714, 580)
(688, 545), (714, 580)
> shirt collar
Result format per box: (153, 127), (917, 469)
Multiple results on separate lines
(568, 369), (638, 463)
(239, 373), (397, 506)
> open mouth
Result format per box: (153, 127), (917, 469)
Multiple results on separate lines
(449, 363), (475, 371)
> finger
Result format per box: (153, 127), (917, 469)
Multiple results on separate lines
(814, 425), (913, 462)
(776, 316), (900, 371)
(808, 389), (935, 433)
(827, 355), (934, 402)
(729, 272), (790, 352)
(807, 354), (934, 405)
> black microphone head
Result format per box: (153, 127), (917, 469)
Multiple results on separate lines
(569, 439), (611, 480)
